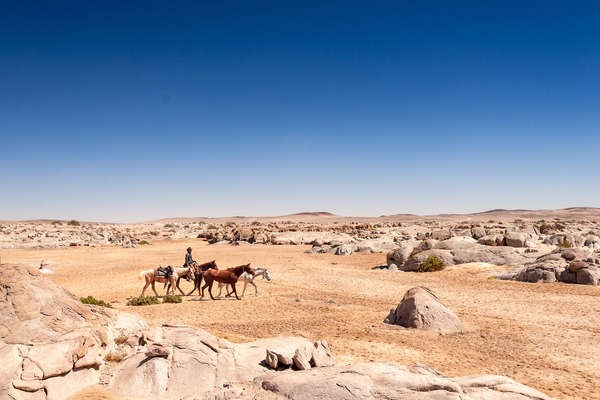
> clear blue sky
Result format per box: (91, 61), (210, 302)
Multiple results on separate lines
(1, 1), (599, 222)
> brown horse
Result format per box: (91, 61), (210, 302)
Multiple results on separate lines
(167, 260), (218, 296)
(139, 266), (194, 297)
(201, 263), (254, 300)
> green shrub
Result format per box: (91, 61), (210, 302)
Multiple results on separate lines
(80, 296), (112, 308)
(557, 240), (572, 248)
(251, 221), (261, 226)
(68, 220), (80, 226)
(487, 275), (498, 280)
(164, 223), (175, 228)
(417, 256), (445, 272)
(207, 224), (218, 230)
(138, 240), (151, 245)
(126, 296), (160, 306)
(162, 295), (182, 304)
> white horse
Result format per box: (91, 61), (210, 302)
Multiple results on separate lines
(218, 267), (271, 298)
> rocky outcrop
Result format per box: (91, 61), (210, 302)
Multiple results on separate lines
(385, 287), (463, 332)
(509, 248), (600, 285)
(386, 238), (536, 271)
(262, 363), (552, 400)
(0, 264), (552, 400)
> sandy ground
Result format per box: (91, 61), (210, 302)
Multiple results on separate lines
(2, 239), (600, 400)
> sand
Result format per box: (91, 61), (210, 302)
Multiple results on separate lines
(2, 239), (599, 400)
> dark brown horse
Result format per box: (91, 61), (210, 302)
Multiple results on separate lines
(201, 263), (254, 300)
(167, 260), (218, 295)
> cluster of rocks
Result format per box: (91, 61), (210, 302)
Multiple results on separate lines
(506, 248), (600, 285)
(0, 265), (552, 399)
(382, 226), (600, 286)
(386, 237), (539, 272)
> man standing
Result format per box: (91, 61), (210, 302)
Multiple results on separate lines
(184, 247), (195, 267)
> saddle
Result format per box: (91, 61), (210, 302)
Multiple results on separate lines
(156, 266), (173, 278)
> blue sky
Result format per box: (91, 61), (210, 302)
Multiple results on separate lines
(1, 1), (599, 222)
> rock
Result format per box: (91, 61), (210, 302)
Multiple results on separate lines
(335, 243), (357, 256)
(431, 229), (452, 241)
(505, 231), (530, 247)
(292, 343), (313, 370)
(386, 241), (417, 267)
(388, 263), (398, 271)
(311, 340), (336, 367)
(478, 234), (505, 246)
(384, 287), (463, 332)
(569, 260), (588, 272)
(471, 226), (486, 239)
(402, 249), (454, 271)
(265, 350), (279, 369)
(145, 343), (171, 358)
(261, 362), (552, 400)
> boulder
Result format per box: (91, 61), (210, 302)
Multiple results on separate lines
(471, 226), (487, 239)
(384, 287), (463, 332)
(311, 340), (336, 367)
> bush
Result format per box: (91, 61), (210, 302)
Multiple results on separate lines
(164, 223), (175, 228)
(80, 296), (112, 308)
(251, 221), (261, 226)
(126, 296), (160, 306)
(68, 220), (80, 226)
(487, 275), (498, 280)
(162, 295), (182, 304)
(207, 224), (218, 230)
(417, 256), (445, 272)
(558, 240), (572, 248)
(138, 240), (151, 245)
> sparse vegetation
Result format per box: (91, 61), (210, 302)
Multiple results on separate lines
(207, 224), (218, 230)
(51, 220), (62, 225)
(488, 275), (498, 280)
(162, 295), (182, 304)
(126, 295), (160, 306)
(138, 240), (151, 245)
(80, 296), (112, 308)
(557, 240), (572, 248)
(225, 222), (236, 227)
(251, 221), (261, 226)
(68, 220), (80, 226)
(164, 223), (175, 228)
(417, 256), (445, 272)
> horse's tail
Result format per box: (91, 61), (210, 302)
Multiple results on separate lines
(138, 270), (151, 280)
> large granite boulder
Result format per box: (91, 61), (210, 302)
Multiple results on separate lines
(384, 287), (463, 332)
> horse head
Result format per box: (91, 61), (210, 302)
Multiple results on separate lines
(243, 263), (254, 275)
(263, 269), (272, 281)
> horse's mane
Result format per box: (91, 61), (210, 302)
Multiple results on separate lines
(196, 260), (217, 270)
(227, 264), (251, 276)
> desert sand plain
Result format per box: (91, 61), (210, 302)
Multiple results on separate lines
(2, 214), (600, 400)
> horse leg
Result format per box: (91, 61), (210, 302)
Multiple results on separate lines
(151, 281), (159, 297)
(225, 284), (233, 297)
(241, 281), (248, 297)
(201, 279), (210, 299)
(208, 281), (215, 300)
(141, 278), (150, 297)
(231, 282), (240, 300)
(176, 277), (186, 296)
(250, 280), (258, 296)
